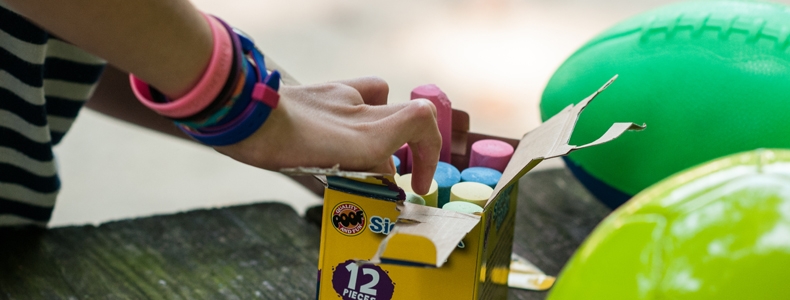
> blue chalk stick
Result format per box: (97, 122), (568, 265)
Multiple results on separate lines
(433, 162), (461, 208)
(460, 167), (502, 189)
(392, 155), (401, 174)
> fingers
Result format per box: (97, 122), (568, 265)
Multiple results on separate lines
(277, 78), (438, 195)
(378, 99), (440, 194)
(406, 102), (440, 195)
(334, 76), (389, 106)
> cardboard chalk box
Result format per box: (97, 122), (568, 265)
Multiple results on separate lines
(284, 78), (642, 300)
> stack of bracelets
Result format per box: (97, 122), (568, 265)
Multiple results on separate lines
(129, 13), (280, 146)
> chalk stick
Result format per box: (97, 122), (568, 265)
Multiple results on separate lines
(460, 167), (502, 189)
(442, 201), (483, 214)
(450, 181), (493, 208)
(392, 155), (401, 175)
(411, 84), (452, 163)
(469, 139), (514, 172)
(396, 173), (439, 208)
(405, 192), (426, 205)
(394, 144), (410, 174)
(433, 162), (461, 208)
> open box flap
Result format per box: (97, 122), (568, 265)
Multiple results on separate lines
(280, 165), (382, 181)
(373, 75), (644, 268)
(280, 165), (401, 199)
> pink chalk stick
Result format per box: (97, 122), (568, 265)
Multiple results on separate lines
(394, 144), (410, 174)
(411, 84), (452, 163)
(469, 139), (514, 172)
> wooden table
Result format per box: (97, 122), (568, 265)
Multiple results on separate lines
(0, 168), (611, 299)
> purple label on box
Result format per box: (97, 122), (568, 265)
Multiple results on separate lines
(332, 260), (394, 300)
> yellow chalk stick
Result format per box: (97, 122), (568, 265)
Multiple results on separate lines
(450, 181), (493, 208)
(396, 174), (439, 207)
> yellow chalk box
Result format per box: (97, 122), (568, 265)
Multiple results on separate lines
(283, 78), (642, 300)
(318, 175), (518, 300)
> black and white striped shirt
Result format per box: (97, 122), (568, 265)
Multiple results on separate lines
(1, 3), (106, 226)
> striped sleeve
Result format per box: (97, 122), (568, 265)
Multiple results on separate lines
(0, 3), (105, 227)
(44, 38), (105, 145)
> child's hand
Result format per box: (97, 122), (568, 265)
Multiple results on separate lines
(215, 77), (441, 195)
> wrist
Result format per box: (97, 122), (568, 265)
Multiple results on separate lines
(130, 13), (234, 118)
(129, 13), (281, 146)
(157, 12), (215, 99)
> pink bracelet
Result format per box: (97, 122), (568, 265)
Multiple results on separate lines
(129, 13), (234, 118)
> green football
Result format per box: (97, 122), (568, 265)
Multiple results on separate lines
(548, 149), (790, 300)
(540, 0), (790, 208)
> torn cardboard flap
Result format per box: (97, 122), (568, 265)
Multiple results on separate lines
(370, 202), (481, 267)
(375, 75), (644, 268)
(488, 75), (645, 207)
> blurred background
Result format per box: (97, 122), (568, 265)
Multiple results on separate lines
(48, 0), (726, 226)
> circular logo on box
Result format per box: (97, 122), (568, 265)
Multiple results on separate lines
(332, 202), (366, 236)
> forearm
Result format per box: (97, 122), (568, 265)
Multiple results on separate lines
(85, 65), (329, 196)
(3, 0), (211, 98)
(86, 65), (194, 142)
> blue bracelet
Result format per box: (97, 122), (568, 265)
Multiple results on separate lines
(180, 71), (280, 146)
(180, 27), (281, 146)
(175, 60), (255, 129)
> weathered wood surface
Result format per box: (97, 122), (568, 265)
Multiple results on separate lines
(0, 204), (321, 299)
(0, 168), (611, 299)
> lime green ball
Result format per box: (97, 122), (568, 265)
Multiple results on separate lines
(548, 149), (790, 300)
(540, 0), (790, 203)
